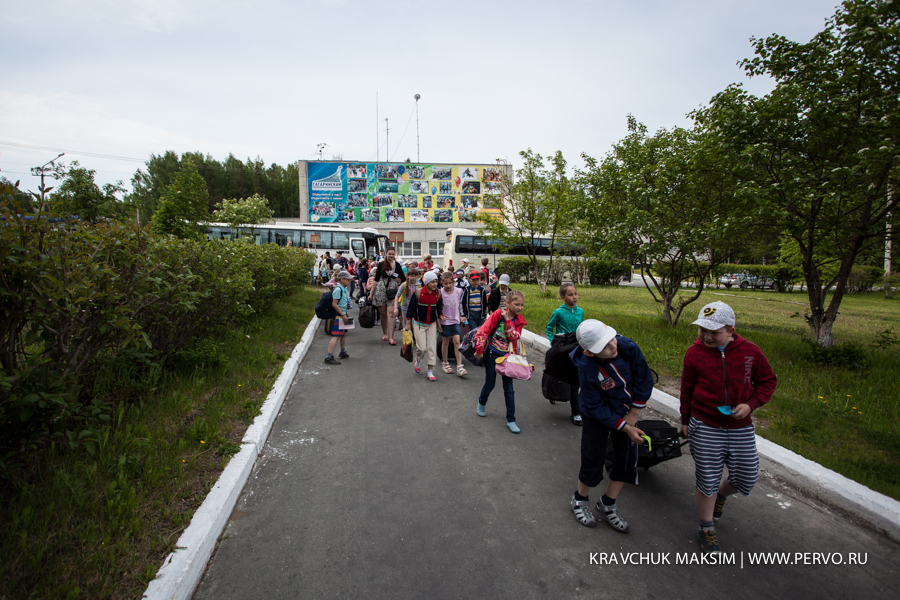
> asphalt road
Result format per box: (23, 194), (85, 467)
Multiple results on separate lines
(193, 317), (899, 600)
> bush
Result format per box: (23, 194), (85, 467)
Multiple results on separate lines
(588, 258), (631, 285)
(845, 265), (883, 294)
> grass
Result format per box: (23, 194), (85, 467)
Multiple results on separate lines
(523, 283), (900, 500)
(0, 286), (319, 600)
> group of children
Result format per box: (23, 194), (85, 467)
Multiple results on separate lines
(324, 267), (777, 554)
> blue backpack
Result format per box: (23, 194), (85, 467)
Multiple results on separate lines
(315, 290), (337, 319)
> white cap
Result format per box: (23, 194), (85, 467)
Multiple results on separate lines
(576, 319), (617, 354)
(462, 258), (469, 264)
(423, 271), (438, 284)
(498, 274), (511, 285)
(692, 302), (736, 330)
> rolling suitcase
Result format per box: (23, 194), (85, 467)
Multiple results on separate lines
(606, 419), (687, 471)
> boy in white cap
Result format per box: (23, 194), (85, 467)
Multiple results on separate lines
(487, 273), (512, 315)
(569, 319), (653, 533)
(681, 301), (777, 553)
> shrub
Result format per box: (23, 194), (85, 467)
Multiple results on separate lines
(845, 265), (883, 294)
(588, 258), (631, 285)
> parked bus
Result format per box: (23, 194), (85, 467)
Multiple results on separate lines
(204, 222), (388, 260)
(443, 227), (581, 269)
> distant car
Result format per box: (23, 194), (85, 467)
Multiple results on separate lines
(719, 273), (777, 290)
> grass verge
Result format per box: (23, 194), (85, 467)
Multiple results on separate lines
(523, 284), (900, 500)
(0, 286), (319, 600)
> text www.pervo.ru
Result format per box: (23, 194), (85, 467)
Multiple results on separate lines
(589, 552), (868, 567)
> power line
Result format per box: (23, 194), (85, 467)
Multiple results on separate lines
(0, 140), (146, 162)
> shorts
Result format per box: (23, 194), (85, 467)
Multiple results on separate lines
(331, 319), (347, 337)
(440, 323), (461, 338)
(688, 417), (759, 497)
(578, 416), (639, 488)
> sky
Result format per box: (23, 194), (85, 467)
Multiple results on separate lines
(1, 0), (843, 196)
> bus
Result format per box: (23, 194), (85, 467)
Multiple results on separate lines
(443, 227), (581, 269)
(204, 222), (388, 260)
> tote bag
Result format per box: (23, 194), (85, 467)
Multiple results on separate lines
(495, 350), (533, 381)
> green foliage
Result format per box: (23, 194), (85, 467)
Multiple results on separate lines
(50, 162), (130, 223)
(846, 265), (884, 294)
(873, 327), (898, 351)
(885, 273), (900, 299)
(588, 258), (631, 285)
(150, 159), (209, 239)
(802, 338), (867, 370)
(212, 193), (275, 232)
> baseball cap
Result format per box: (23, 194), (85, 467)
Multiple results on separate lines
(423, 271), (438, 284)
(462, 258), (469, 264)
(692, 302), (736, 330)
(469, 272), (481, 279)
(499, 274), (511, 285)
(337, 270), (352, 280)
(576, 319), (617, 354)
(455, 269), (465, 276)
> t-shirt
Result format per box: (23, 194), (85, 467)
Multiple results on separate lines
(332, 283), (351, 314)
(467, 286), (484, 314)
(440, 287), (465, 325)
(499, 289), (509, 311)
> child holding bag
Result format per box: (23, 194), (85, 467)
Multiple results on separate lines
(405, 271), (443, 381)
(473, 290), (527, 434)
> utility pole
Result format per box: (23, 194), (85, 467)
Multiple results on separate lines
(316, 143), (327, 161)
(414, 94), (421, 163)
(886, 185), (893, 276)
(384, 118), (390, 162)
(30, 152), (64, 211)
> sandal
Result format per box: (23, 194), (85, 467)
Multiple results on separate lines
(427, 373), (437, 382)
(389, 339), (396, 346)
(414, 358), (420, 373)
(457, 365), (467, 377)
(382, 335), (388, 341)
(442, 362), (453, 374)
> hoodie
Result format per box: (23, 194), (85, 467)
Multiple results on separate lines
(569, 335), (653, 430)
(680, 334), (777, 429)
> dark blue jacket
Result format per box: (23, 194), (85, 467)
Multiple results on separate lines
(569, 335), (653, 430)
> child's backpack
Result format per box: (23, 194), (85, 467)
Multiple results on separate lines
(358, 298), (376, 328)
(314, 290), (337, 319)
(543, 332), (580, 386)
(541, 372), (572, 404)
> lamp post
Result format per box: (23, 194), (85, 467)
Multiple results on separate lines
(385, 118), (389, 161)
(414, 93), (421, 163)
(30, 152), (64, 211)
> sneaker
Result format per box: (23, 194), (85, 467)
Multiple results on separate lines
(597, 501), (629, 533)
(477, 401), (486, 417)
(713, 495), (727, 522)
(571, 495), (596, 528)
(572, 414), (583, 426)
(338, 350), (349, 359)
(698, 527), (722, 553)
(324, 356), (341, 365)
(414, 358), (420, 373)
(507, 421), (520, 434)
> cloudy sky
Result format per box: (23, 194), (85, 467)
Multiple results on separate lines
(1, 0), (842, 195)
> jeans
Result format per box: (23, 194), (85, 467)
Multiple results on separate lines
(349, 280), (356, 299)
(468, 312), (483, 331)
(479, 348), (516, 422)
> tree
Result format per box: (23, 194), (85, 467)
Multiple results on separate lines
(695, 0), (900, 345)
(51, 162), (129, 223)
(212, 193), (275, 236)
(577, 117), (752, 326)
(150, 159), (209, 239)
(479, 149), (574, 292)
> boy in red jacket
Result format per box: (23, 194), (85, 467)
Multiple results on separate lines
(680, 301), (777, 554)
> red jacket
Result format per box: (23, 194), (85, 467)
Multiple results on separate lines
(680, 334), (777, 429)
(474, 309), (527, 355)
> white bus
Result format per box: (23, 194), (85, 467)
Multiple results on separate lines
(443, 227), (580, 270)
(204, 222), (388, 260)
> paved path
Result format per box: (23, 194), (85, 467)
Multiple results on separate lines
(194, 320), (899, 600)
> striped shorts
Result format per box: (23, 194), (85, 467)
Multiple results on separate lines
(688, 417), (759, 497)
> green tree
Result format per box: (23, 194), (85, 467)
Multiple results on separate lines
(695, 0), (900, 345)
(212, 193), (275, 236)
(50, 162), (129, 223)
(577, 117), (752, 326)
(479, 150), (574, 292)
(150, 159), (209, 239)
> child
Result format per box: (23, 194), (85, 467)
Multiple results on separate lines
(487, 274), (512, 315)
(394, 267), (421, 330)
(473, 290), (527, 434)
(439, 272), (468, 377)
(454, 269), (468, 289)
(406, 271), (443, 381)
(462, 272), (486, 331)
(324, 271), (353, 365)
(480, 257), (490, 282)
(546, 283), (585, 426)
(569, 319), (653, 533)
(680, 302), (777, 553)
(357, 258), (370, 300)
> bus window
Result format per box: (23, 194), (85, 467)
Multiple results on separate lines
(317, 231), (332, 247)
(332, 231), (350, 250)
(351, 238), (365, 257)
(457, 236), (475, 253)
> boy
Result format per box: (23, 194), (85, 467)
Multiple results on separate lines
(462, 272), (486, 331)
(324, 271), (353, 365)
(454, 269), (468, 289)
(680, 301), (777, 553)
(487, 273), (512, 315)
(569, 320), (652, 533)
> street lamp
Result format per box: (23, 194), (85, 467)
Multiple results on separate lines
(30, 152), (64, 211)
(414, 94), (421, 163)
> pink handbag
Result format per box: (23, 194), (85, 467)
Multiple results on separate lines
(495, 349), (533, 381)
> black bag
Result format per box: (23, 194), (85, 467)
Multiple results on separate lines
(606, 420), (687, 472)
(544, 332), (580, 386)
(314, 290), (337, 319)
(459, 328), (485, 366)
(541, 371), (571, 404)
(359, 302), (376, 328)
(400, 341), (414, 363)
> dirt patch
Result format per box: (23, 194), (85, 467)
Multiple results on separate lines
(656, 374), (681, 397)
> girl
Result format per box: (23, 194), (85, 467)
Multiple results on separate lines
(406, 271), (443, 381)
(373, 246), (406, 344)
(357, 258), (370, 300)
(546, 283), (585, 426)
(439, 272), (468, 377)
(394, 267), (421, 330)
(473, 290), (527, 434)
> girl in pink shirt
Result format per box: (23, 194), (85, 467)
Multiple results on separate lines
(439, 272), (467, 376)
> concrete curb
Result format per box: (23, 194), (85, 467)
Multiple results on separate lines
(520, 328), (900, 543)
(143, 316), (321, 600)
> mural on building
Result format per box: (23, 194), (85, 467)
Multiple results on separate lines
(306, 161), (503, 224)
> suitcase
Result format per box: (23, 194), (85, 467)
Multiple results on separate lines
(606, 420), (687, 471)
(541, 371), (571, 404)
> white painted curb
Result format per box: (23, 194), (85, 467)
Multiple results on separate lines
(521, 328), (900, 542)
(143, 316), (321, 600)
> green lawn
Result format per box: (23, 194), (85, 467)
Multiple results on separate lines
(522, 283), (900, 500)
